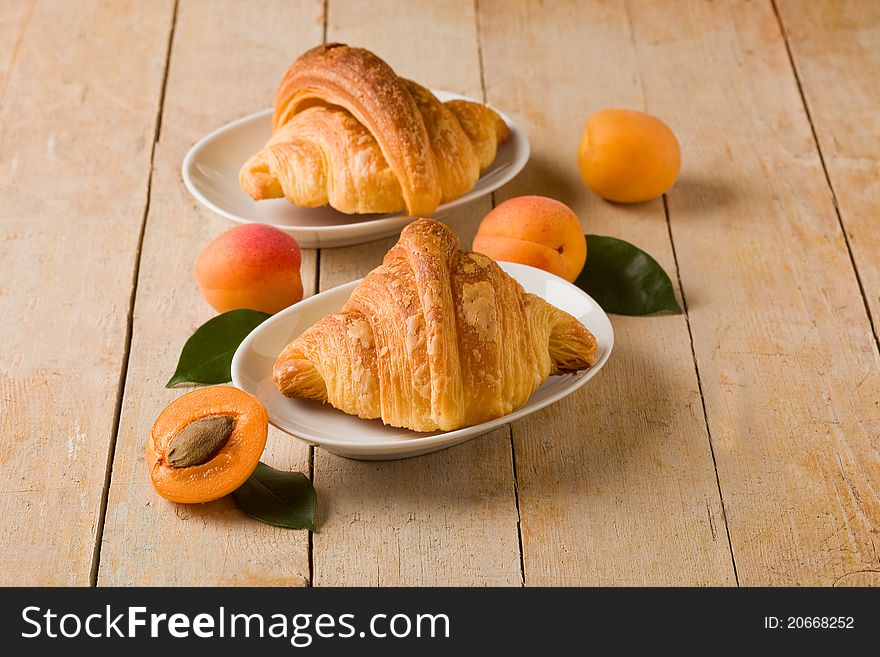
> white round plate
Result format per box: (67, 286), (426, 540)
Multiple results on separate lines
(182, 90), (530, 249)
(231, 262), (614, 460)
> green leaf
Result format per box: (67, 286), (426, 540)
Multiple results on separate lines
(233, 462), (317, 531)
(166, 309), (272, 387)
(576, 235), (682, 316)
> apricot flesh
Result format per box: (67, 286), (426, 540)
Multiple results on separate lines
(577, 109), (680, 203)
(195, 223), (303, 314)
(472, 196), (587, 282)
(147, 386), (268, 504)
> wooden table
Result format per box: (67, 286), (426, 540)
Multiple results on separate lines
(2, 0), (878, 587)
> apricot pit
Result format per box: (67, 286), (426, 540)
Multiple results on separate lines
(166, 415), (234, 468)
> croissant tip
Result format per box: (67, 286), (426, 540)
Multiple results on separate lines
(402, 217), (453, 235)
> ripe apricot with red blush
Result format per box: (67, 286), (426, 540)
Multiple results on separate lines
(195, 223), (303, 314)
(472, 196), (586, 282)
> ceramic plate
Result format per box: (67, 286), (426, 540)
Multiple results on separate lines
(182, 90), (530, 249)
(231, 262), (614, 460)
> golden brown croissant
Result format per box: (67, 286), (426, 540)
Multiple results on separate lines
(273, 219), (598, 432)
(240, 44), (510, 215)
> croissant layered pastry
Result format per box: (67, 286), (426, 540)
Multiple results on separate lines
(273, 219), (598, 432)
(240, 44), (510, 216)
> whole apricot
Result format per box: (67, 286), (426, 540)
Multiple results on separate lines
(195, 223), (303, 314)
(577, 109), (680, 203)
(147, 386), (268, 504)
(472, 196), (586, 282)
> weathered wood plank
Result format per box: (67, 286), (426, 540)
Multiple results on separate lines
(478, 0), (737, 585)
(776, 0), (880, 339)
(311, 0), (522, 586)
(97, 0), (323, 586)
(0, 0), (175, 585)
(627, 0), (880, 585)
(0, 1), (33, 104)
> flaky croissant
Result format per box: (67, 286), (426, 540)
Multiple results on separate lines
(273, 219), (598, 432)
(240, 44), (509, 216)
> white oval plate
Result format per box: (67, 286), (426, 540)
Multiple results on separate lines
(231, 262), (614, 460)
(182, 90), (530, 249)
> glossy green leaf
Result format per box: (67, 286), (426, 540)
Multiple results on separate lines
(166, 309), (271, 387)
(576, 235), (682, 316)
(233, 462), (317, 531)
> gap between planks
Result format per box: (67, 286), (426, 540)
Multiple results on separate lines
(622, 0), (741, 585)
(474, 0), (525, 586)
(307, 0), (330, 587)
(662, 196), (740, 586)
(770, 0), (880, 354)
(308, 250), (320, 586)
(88, 0), (180, 587)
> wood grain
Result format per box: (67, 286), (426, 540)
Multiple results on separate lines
(0, 1), (33, 106)
(478, 0), (736, 585)
(776, 0), (880, 340)
(97, 0), (322, 586)
(626, 0), (880, 585)
(0, 0), (174, 585)
(3, 0), (876, 588)
(311, 0), (522, 586)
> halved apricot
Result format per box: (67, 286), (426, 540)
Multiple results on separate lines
(147, 386), (268, 503)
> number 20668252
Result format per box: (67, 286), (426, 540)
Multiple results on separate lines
(764, 617), (854, 629)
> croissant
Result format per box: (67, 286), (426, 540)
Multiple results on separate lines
(273, 219), (598, 432)
(240, 44), (510, 216)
